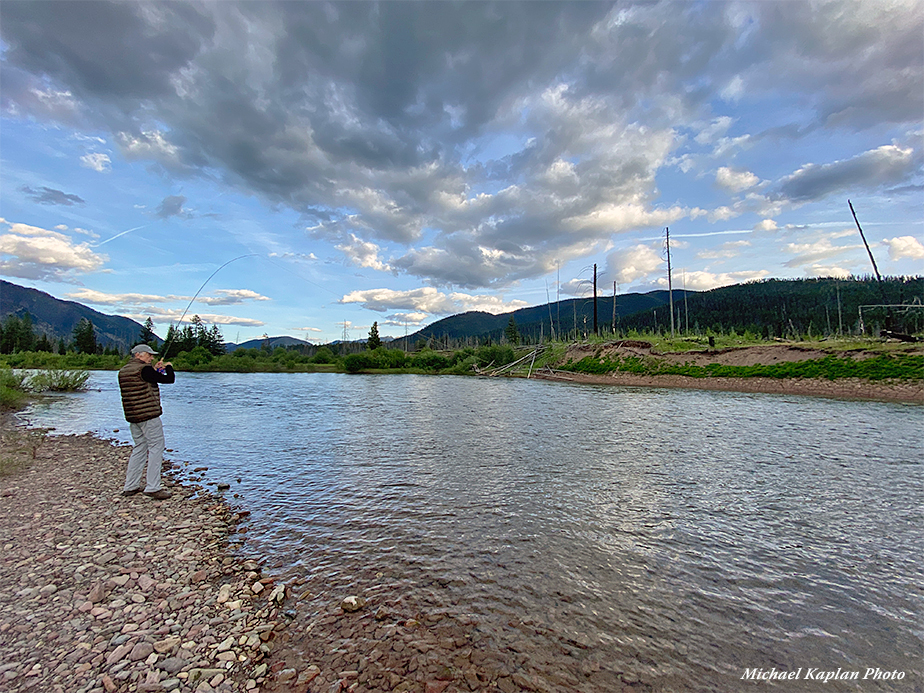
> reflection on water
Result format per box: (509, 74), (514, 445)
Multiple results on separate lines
(20, 372), (924, 690)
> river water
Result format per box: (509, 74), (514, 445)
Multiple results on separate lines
(17, 372), (923, 691)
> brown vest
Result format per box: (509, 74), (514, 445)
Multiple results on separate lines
(118, 359), (163, 423)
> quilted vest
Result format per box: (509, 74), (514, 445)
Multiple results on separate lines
(118, 359), (163, 423)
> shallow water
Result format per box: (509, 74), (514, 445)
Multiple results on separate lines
(19, 372), (924, 690)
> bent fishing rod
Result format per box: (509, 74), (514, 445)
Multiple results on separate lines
(156, 252), (344, 359)
(158, 253), (262, 359)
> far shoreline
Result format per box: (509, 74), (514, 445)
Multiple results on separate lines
(531, 370), (924, 404)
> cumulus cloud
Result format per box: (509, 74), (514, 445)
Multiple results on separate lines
(340, 287), (527, 316)
(0, 220), (107, 281)
(605, 244), (664, 285)
(715, 167), (759, 193)
(666, 269), (770, 291)
(335, 234), (393, 272)
(881, 235), (924, 261)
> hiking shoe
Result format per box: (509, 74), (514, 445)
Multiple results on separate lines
(143, 489), (172, 500)
(121, 488), (142, 496)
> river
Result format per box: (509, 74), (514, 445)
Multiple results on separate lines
(17, 372), (923, 691)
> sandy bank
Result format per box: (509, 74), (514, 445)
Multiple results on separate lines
(533, 370), (923, 403)
(537, 342), (923, 403)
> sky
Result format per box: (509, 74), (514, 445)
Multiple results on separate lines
(1, 0), (922, 345)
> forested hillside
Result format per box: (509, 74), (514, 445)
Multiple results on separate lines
(0, 280), (150, 353)
(409, 277), (922, 346)
(617, 276), (922, 338)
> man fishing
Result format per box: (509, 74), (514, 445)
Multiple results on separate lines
(118, 344), (176, 500)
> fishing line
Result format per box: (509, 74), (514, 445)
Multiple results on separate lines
(159, 253), (262, 357)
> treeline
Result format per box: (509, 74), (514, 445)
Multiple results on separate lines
(0, 314), (122, 356)
(615, 276), (923, 339)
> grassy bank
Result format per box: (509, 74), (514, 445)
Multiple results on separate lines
(559, 352), (924, 380)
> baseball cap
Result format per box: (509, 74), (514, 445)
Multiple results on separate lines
(131, 344), (157, 355)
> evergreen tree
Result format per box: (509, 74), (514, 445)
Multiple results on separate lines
(205, 324), (225, 356)
(138, 317), (157, 346)
(367, 321), (382, 350)
(163, 324), (178, 358)
(35, 333), (54, 352)
(504, 316), (520, 345)
(73, 318), (97, 354)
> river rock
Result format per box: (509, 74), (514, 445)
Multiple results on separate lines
(341, 595), (366, 612)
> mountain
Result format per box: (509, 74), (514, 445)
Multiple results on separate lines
(1, 280), (154, 352)
(224, 335), (313, 351)
(405, 289), (688, 345)
(614, 276), (923, 337)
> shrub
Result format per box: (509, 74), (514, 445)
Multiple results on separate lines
(27, 369), (90, 392)
(474, 344), (515, 367)
(410, 349), (451, 371)
(312, 347), (335, 364)
(343, 352), (375, 373)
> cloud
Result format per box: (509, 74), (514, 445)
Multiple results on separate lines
(155, 195), (188, 219)
(776, 145), (916, 203)
(80, 153), (111, 172)
(198, 289), (271, 305)
(715, 167), (759, 193)
(666, 269), (770, 291)
(116, 130), (183, 169)
(335, 234), (393, 272)
(340, 287), (527, 316)
(0, 220), (107, 281)
(124, 309), (265, 327)
(605, 244), (664, 285)
(20, 186), (85, 206)
(383, 312), (430, 326)
(2, 0), (921, 291)
(65, 289), (181, 305)
(881, 235), (924, 261)
(782, 235), (863, 268)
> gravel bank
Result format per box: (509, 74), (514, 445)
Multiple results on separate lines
(0, 427), (303, 693)
(2, 425), (610, 693)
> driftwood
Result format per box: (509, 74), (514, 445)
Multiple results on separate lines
(474, 346), (548, 377)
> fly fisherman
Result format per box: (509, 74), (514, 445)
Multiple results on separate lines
(118, 344), (176, 499)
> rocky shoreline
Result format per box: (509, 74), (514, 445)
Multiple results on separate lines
(2, 423), (607, 693)
(0, 427), (312, 693)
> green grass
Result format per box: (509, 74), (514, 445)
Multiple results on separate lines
(561, 353), (924, 380)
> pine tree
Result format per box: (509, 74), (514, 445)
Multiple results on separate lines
(73, 318), (97, 354)
(504, 316), (520, 345)
(367, 321), (382, 350)
(138, 317), (157, 346)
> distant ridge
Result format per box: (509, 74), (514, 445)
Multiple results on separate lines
(0, 280), (153, 352)
(225, 335), (313, 351)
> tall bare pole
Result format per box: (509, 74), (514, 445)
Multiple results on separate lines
(612, 281), (617, 333)
(593, 263), (599, 335)
(682, 268), (689, 334)
(849, 199), (890, 329)
(666, 227), (675, 338)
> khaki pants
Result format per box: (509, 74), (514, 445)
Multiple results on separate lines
(124, 417), (165, 493)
